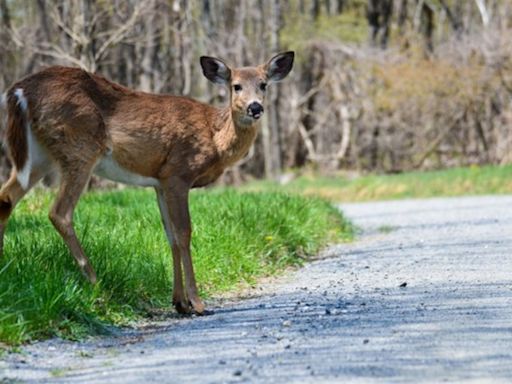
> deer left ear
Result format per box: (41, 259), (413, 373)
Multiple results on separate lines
(265, 51), (294, 82)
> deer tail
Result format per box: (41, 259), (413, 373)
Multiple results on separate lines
(6, 88), (31, 189)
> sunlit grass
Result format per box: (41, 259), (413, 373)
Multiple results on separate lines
(0, 188), (351, 345)
(242, 165), (512, 202)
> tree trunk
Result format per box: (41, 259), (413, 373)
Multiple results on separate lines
(367, 0), (393, 49)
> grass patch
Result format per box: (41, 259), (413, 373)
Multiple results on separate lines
(0, 188), (351, 345)
(242, 165), (512, 202)
(50, 368), (72, 378)
(377, 225), (395, 234)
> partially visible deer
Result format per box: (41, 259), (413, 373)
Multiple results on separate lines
(0, 52), (294, 315)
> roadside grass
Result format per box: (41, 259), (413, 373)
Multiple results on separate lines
(242, 165), (512, 202)
(0, 188), (351, 345)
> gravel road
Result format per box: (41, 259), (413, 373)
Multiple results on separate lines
(2, 195), (512, 383)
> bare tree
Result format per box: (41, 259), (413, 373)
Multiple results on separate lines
(1, 0), (511, 182)
(367, 0), (393, 49)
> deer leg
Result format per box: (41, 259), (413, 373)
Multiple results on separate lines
(161, 179), (205, 315)
(49, 166), (97, 283)
(0, 168), (47, 256)
(155, 187), (189, 314)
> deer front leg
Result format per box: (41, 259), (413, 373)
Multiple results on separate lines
(155, 187), (189, 314)
(161, 178), (205, 315)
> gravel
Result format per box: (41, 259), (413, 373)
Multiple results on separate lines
(2, 195), (512, 383)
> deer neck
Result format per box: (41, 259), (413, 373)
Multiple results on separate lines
(214, 106), (259, 167)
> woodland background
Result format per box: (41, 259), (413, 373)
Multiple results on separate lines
(1, 0), (511, 183)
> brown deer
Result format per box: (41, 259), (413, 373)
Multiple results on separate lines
(0, 51), (294, 315)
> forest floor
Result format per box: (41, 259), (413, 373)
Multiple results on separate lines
(2, 194), (512, 383)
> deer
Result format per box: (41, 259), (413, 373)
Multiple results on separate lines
(0, 51), (294, 315)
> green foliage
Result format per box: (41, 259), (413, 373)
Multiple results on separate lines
(281, 9), (368, 53)
(243, 165), (512, 202)
(0, 189), (350, 345)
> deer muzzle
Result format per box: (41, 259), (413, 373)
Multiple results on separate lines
(247, 102), (264, 120)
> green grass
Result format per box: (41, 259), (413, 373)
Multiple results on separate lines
(0, 188), (351, 345)
(242, 165), (512, 202)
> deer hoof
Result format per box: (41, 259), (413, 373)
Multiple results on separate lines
(190, 297), (205, 315)
(173, 299), (192, 315)
(84, 266), (97, 284)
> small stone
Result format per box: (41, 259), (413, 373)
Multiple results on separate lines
(233, 369), (243, 376)
(399, 282), (407, 288)
(363, 339), (370, 344)
(219, 360), (226, 365)
(282, 320), (292, 327)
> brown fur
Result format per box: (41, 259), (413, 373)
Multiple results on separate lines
(0, 52), (294, 315)
(6, 92), (28, 172)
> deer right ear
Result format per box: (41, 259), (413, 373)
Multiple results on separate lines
(200, 56), (231, 85)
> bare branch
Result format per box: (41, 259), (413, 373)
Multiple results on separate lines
(94, 2), (146, 63)
(474, 0), (491, 27)
(49, 4), (85, 46)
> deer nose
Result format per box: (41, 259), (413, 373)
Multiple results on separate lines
(247, 102), (264, 119)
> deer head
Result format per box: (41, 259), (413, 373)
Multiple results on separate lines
(200, 51), (295, 127)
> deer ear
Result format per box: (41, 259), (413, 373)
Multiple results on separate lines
(265, 51), (294, 82)
(200, 56), (231, 85)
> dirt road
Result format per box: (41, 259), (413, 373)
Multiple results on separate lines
(2, 195), (512, 383)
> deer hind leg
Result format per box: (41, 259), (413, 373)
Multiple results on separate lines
(0, 120), (53, 255)
(155, 187), (189, 314)
(0, 167), (48, 256)
(49, 163), (97, 283)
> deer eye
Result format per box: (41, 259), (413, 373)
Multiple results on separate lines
(260, 83), (267, 91)
(233, 84), (242, 92)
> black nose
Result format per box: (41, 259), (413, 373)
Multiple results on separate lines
(247, 102), (264, 119)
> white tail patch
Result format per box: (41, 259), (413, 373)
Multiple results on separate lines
(14, 88), (30, 189)
(13, 88), (48, 190)
(14, 88), (27, 111)
(16, 125), (34, 190)
(17, 125), (49, 191)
